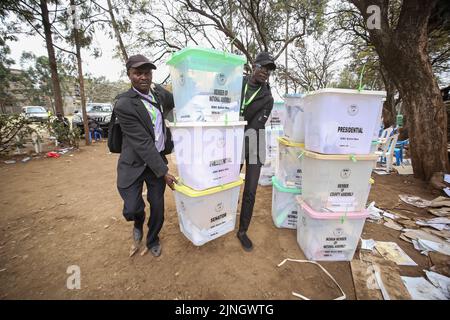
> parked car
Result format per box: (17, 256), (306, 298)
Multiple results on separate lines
(21, 106), (49, 122)
(72, 103), (112, 136)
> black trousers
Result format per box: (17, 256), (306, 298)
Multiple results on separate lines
(239, 162), (262, 233)
(117, 167), (166, 249)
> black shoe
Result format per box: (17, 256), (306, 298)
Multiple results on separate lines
(237, 231), (253, 252)
(150, 243), (162, 257)
(133, 226), (143, 245)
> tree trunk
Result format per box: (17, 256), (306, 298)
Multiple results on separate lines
(378, 39), (449, 180)
(351, 0), (449, 181)
(106, 0), (128, 63)
(39, 0), (64, 116)
(71, 0), (90, 146)
(394, 56), (448, 180)
(379, 66), (396, 128)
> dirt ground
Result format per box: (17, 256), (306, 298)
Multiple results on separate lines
(0, 141), (443, 300)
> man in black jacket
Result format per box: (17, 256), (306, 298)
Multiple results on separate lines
(238, 52), (276, 251)
(114, 54), (177, 257)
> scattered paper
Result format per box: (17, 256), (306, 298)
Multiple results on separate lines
(401, 277), (447, 300)
(424, 270), (450, 299)
(444, 187), (450, 197)
(412, 240), (429, 256)
(361, 238), (376, 251)
(375, 241), (417, 266)
(430, 196), (450, 208)
(399, 234), (413, 243)
(383, 212), (398, 220)
(416, 221), (448, 231)
(445, 174), (450, 184)
(366, 202), (384, 222)
(399, 195), (431, 208)
(424, 228), (450, 240)
(418, 239), (450, 256)
(427, 217), (450, 225)
(394, 165), (414, 175)
(403, 229), (447, 244)
(384, 219), (404, 231)
(373, 170), (389, 175)
(428, 208), (450, 217)
(397, 219), (418, 229)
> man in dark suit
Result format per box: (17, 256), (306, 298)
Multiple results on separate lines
(114, 54), (177, 257)
(238, 52), (276, 252)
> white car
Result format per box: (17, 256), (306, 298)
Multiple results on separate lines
(21, 106), (49, 122)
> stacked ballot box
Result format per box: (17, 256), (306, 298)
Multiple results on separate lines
(167, 47), (247, 246)
(296, 88), (385, 261)
(270, 95), (305, 228)
(258, 124), (284, 186)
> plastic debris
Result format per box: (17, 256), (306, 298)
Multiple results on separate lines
(46, 152), (60, 158)
(366, 202), (383, 222)
(4, 160), (16, 164)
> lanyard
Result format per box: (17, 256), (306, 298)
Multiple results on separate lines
(241, 83), (261, 113)
(133, 88), (158, 125)
(148, 106), (157, 125)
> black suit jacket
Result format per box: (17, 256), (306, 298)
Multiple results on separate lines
(240, 76), (274, 166)
(114, 88), (174, 189)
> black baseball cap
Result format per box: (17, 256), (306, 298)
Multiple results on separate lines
(126, 54), (156, 70)
(254, 52), (276, 70)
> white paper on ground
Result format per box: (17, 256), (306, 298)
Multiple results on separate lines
(399, 195), (431, 208)
(373, 170), (389, 175)
(444, 174), (450, 184)
(418, 239), (450, 256)
(424, 270), (450, 299)
(401, 277), (447, 300)
(427, 217), (450, 225)
(412, 240), (430, 256)
(366, 202), (383, 221)
(383, 212), (398, 220)
(444, 187), (450, 197)
(375, 241), (418, 266)
(361, 238), (376, 251)
(416, 221), (447, 231)
(374, 269), (391, 300)
(384, 219), (404, 231)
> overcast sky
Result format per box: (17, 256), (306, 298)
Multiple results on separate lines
(9, 30), (134, 83)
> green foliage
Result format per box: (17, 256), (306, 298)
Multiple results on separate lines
(47, 117), (81, 148)
(84, 76), (129, 103)
(0, 36), (15, 109)
(0, 113), (39, 155)
(19, 52), (74, 109)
